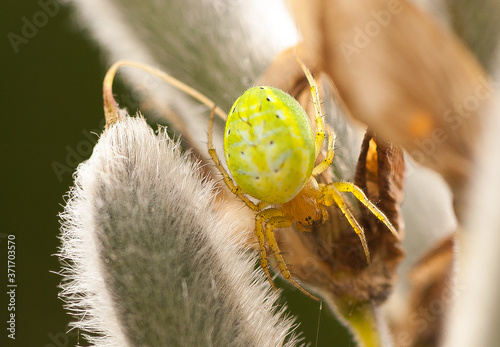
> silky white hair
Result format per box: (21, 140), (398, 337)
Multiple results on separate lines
(58, 114), (300, 346)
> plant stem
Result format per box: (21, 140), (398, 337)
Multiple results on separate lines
(333, 298), (392, 347)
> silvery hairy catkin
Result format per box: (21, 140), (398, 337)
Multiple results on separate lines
(58, 114), (299, 347)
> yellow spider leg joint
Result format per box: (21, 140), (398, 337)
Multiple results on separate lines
(255, 209), (283, 290)
(312, 126), (336, 176)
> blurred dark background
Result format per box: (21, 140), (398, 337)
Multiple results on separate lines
(2, 2), (103, 345)
(1, 1), (351, 346)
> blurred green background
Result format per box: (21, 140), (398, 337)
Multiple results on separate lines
(1, 1), (351, 346)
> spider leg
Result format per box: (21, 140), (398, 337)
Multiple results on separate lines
(255, 209), (282, 290)
(103, 60), (227, 126)
(256, 209), (320, 301)
(333, 182), (400, 240)
(320, 184), (371, 263)
(296, 58), (337, 177)
(296, 57), (325, 161)
(312, 125), (336, 176)
(208, 107), (267, 212)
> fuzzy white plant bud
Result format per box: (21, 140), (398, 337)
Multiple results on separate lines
(58, 114), (299, 346)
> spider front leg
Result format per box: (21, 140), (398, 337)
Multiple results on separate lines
(333, 182), (400, 240)
(296, 57), (325, 160)
(255, 208), (319, 301)
(296, 57), (337, 177)
(319, 184), (371, 263)
(320, 182), (401, 263)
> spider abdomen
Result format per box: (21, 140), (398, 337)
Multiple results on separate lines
(224, 86), (315, 204)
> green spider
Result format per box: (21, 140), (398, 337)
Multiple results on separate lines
(207, 58), (399, 301)
(103, 58), (400, 301)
